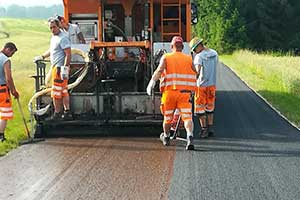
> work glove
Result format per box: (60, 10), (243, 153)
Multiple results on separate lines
(33, 55), (43, 63)
(146, 79), (156, 96)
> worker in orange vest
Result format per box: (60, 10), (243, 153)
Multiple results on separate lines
(147, 36), (197, 150)
(0, 42), (19, 142)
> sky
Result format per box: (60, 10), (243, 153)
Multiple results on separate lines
(0, 0), (62, 7)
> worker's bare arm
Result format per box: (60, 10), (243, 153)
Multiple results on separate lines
(63, 48), (71, 66)
(151, 55), (166, 81)
(4, 60), (19, 98)
(192, 64), (198, 75)
(195, 64), (202, 74)
(78, 32), (86, 44)
(41, 50), (50, 59)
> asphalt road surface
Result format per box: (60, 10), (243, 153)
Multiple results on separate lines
(1, 63), (300, 200)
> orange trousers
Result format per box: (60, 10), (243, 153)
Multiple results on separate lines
(160, 90), (192, 124)
(0, 85), (13, 120)
(51, 66), (69, 99)
(195, 85), (216, 114)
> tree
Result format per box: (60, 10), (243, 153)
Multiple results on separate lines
(194, 0), (247, 53)
(6, 5), (27, 18)
(0, 5), (63, 19)
(0, 7), (6, 17)
(239, 0), (295, 51)
(285, 0), (300, 51)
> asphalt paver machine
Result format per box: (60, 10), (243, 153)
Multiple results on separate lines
(31, 0), (198, 137)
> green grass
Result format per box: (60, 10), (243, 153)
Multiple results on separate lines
(0, 18), (50, 155)
(220, 50), (300, 126)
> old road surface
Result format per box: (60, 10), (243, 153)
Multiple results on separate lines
(1, 63), (300, 200)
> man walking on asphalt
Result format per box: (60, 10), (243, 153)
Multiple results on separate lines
(34, 18), (72, 120)
(146, 36), (197, 150)
(189, 37), (218, 138)
(0, 42), (19, 142)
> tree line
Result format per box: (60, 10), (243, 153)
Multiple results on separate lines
(193, 0), (300, 53)
(1, 1), (299, 53)
(0, 4), (63, 19)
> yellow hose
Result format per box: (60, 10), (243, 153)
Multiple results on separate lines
(29, 48), (90, 114)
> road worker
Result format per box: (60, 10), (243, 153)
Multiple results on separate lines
(0, 42), (19, 142)
(189, 37), (218, 138)
(147, 36), (197, 150)
(34, 18), (72, 120)
(55, 15), (86, 44)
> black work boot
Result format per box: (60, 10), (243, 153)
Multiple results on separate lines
(200, 127), (208, 139)
(169, 129), (175, 138)
(160, 132), (170, 146)
(186, 135), (195, 150)
(208, 125), (215, 137)
(0, 133), (6, 142)
(62, 110), (73, 121)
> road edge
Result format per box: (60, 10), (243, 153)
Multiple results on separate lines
(221, 62), (300, 132)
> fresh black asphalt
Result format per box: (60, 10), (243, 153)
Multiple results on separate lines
(168, 63), (300, 200)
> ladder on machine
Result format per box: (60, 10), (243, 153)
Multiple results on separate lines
(161, 0), (182, 41)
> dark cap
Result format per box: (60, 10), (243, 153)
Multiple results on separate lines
(4, 42), (17, 51)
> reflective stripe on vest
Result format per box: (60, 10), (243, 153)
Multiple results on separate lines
(160, 80), (196, 87)
(165, 73), (196, 79)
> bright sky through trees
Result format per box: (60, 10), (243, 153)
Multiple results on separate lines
(0, 0), (62, 7)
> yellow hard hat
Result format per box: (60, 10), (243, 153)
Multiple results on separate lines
(189, 37), (204, 51)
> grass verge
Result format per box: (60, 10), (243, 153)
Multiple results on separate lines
(220, 50), (300, 127)
(0, 18), (50, 155)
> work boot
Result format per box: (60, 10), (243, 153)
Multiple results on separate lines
(62, 110), (73, 121)
(160, 132), (170, 146)
(208, 125), (214, 137)
(0, 133), (6, 142)
(170, 128), (178, 139)
(186, 135), (194, 150)
(50, 112), (62, 120)
(169, 129), (175, 138)
(200, 128), (208, 139)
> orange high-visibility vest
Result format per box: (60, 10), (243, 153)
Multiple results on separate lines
(160, 52), (196, 91)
